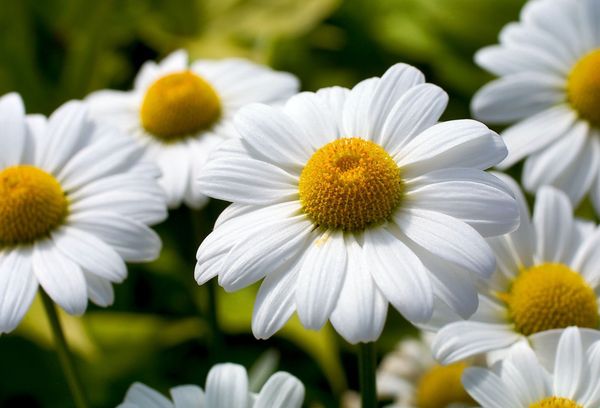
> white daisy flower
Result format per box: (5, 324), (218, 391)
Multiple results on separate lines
(117, 363), (304, 408)
(463, 327), (600, 408)
(86, 50), (299, 209)
(472, 0), (600, 210)
(432, 175), (600, 365)
(376, 333), (476, 408)
(0, 93), (166, 334)
(195, 63), (520, 344)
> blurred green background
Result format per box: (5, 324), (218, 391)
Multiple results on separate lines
(0, 0), (530, 406)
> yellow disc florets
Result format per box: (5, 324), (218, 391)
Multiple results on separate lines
(530, 397), (583, 408)
(501, 263), (599, 336)
(567, 48), (600, 127)
(298, 138), (403, 231)
(0, 165), (68, 246)
(140, 71), (221, 141)
(414, 362), (474, 408)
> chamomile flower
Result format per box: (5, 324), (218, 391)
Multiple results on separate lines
(195, 63), (519, 344)
(472, 0), (600, 210)
(86, 50), (299, 209)
(0, 93), (166, 334)
(376, 333), (476, 408)
(117, 363), (304, 408)
(463, 327), (600, 408)
(432, 175), (600, 365)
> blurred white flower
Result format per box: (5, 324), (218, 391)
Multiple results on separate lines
(117, 363), (304, 408)
(195, 63), (519, 343)
(0, 93), (166, 334)
(463, 327), (600, 408)
(376, 333), (476, 408)
(432, 175), (600, 365)
(86, 50), (299, 209)
(472, 0), (600, 211)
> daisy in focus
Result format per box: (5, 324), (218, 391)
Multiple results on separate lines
(86, 50), (299, 209)
(432, 175), (600, 365)
(195, 63), (520, 344)
(118, 362), (304, 408)
(463, 327), (600, 408)
(0, 93), (166, 334)
(472, 0), (600, 210)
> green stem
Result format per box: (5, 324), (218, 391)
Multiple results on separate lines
(40, 290), (89, 408)
(189, 208), (222, 361)
(358, 342), (377, 408)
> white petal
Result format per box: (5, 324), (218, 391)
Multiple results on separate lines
(554, 327), (584, 398)
(158, 49), (188, 73)
(154, 143), (191, 209)
(69, 211), (161, 262)
(533, 186), (574, 264)
(396, 120), (506, 177)
(405, 168), (519, 237)
(553, 133), (600, 206)
(0, 92), (27, 167)
(52, 227), (127, 282)
(471, 73), (565, 124)
(170, 385), (205, 408)
(283, 91), (340, 149)
(0, 248), (37, 333)
(295, 231), (347, 330)
(218, 217), (312, 291)
(330, 237), (388, 343)
(379, 83), (448, 154)
(234, 104), (312, 168)
(38, 101), (92, 174)
(368, 63), (425, 144)
(522, 121), (589, 197)
(497, 105), (577, 169)
(529, 328), (600, 372)
(572, 228), (600, 288)
(462, 367), (521, 408)
(501, 342), (550, 405)
(580, 341), (600, 406)
(255, 372), (304, 408)
(85, 273), (114, 307)
(433, 322), (521, 364)
(197, 139), (298, 205)
(252, 263), (299, 339)
(123, 383), (173, 408)
(395, 208), (496, 278)
(342, 77), (378, 138)
(364, 228), (432, 322)
(32, 240), (88, 315)
(205, 363), (249, 408)
(475, 45), (570, 77)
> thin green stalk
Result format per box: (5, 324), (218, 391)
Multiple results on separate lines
(190, 208), (222, 362)
(358, 342), (377, 408)
(40, 290), (89, 408)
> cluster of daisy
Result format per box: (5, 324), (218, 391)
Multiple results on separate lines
(1, 0), (600, 406)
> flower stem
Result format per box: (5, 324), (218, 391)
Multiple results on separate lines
(40, 290), (89, 408)
(358, 342), (377, 408)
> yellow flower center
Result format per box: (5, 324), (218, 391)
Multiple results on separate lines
(415, 362), (474, 408)
(567, 48), (600, 128)
(0, 165), (68, 246)
(501, 263), (599, 336)
(530, 397), (583, 408)
(298, 138), (403, 231)
(140, 70), (221, 141)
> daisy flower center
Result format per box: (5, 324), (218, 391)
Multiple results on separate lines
(0, 165), (68, 245)
(140, 70), (221, 141)
(529, 396), (583, 408)
(567, 48), (600, 127)
(298, 138), (403, 231)
(501, 263), (598, 336)
(415, 362), (474, 408)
